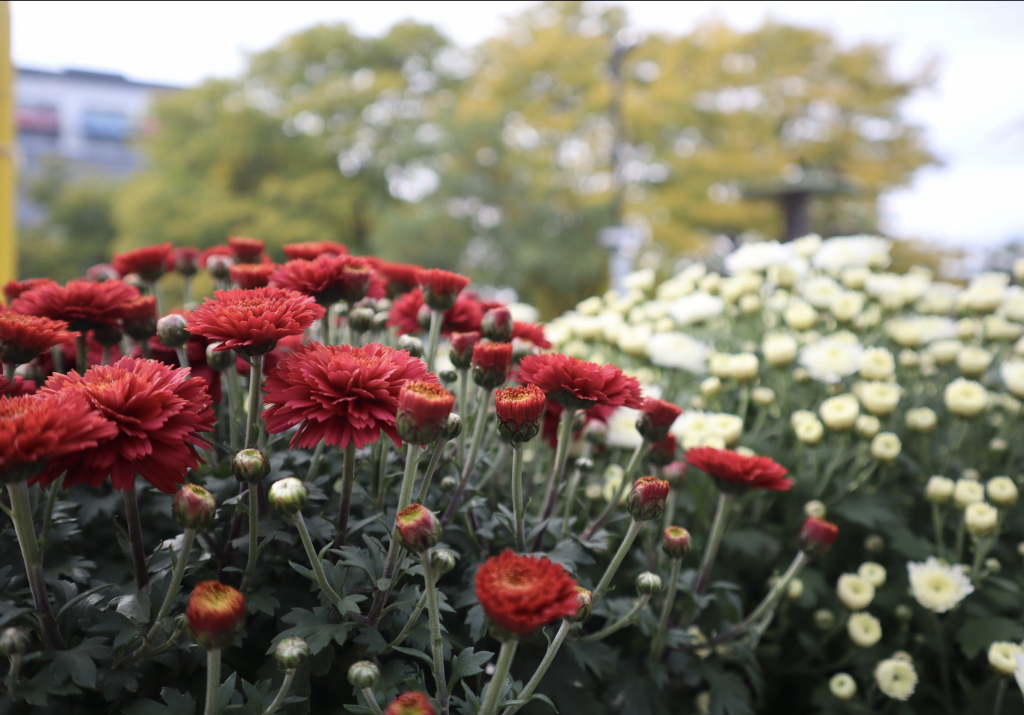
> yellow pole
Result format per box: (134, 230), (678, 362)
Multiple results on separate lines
(0, 1), (14, 288)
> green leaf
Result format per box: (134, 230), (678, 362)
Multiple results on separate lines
(246, 588), (281, 616)
(706, 670), (753, 715)
(279, 607), (351, 654)
(354, 627), (390, 654)
(955, 617), (1024, 658)
(392, 644), (435, 668)
(449, 647), (493, 689)
(217, 672), (238, 711)
(832, 494), (902, 530)
(51, 638), (110, 689)
(288, 560), (318, 584)
(544, 540), (595, 573)
(565, 641), (617, 678)
(122, 687), (197, 715)
(113, 591), (151, 625)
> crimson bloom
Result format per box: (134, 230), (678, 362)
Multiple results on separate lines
(495, 384), (546, 443)
(417, 268), (470, 311)
(388, 289), (484, 336)
(800, 516), (839, 556)
(0, 392), (116, 482)
(227, 236), (265, 263)
(0, 375), (37, 397)
(395, 503), (441, 553)
(637, 397), (683, 442)
(384, 692), (435, 715)
(377, 262), (422, 297)
(512, 321), (551, 349)
(167, 246), (201, 276)
(12, 279), (139, 333)
(112, 243), (172, 283)
(282, 240), (347, 261)
(271, 254), (371, 306)
(517, 353), (643, 410)
(4, 278), (57, 303)
(229, 262), (275, 289)
(121, 296), (158, 340)
(0, 310), (74, 365)
(189, 287), (323, 357)
(35, 356), (215, 493)
(261, 341), (433, 450)
(475, 550), (579, 636)
(186, 581), (246, 650)
(685, 447), (793, 492)
(626, 476), (671, 521)
(471, 341), (513, 389)
(396, 381), (455, 444)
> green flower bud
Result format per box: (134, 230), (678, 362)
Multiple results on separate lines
(206, 342), (235, 371)
(814, 609), (835, 630)
(373, 311), (390, 331)
(269, 478), (308, 517)
(439, 369), (458, 385)
(575, 457), (594, 474)
(157, 314), (190, 348)
(430, 549), (456, 576)
(584, 421), (607, 446)
(172, 484), (216, 531)
(347, 660), (380, 689)
(440, 476), (457, 492)
(348, 307), (375, 334)
(568, 586), (592, 622)
(895, 604), (913, 622)
(662, 526), (692, 559)
(864, 534), (885, 553)
(274, 636), (310, 671)
(442, 413), (463, 441)
(0, 627), (30, 657)
(232, 449), (270, 484)
(636, 572), (663, 596)
(398, 335), (423, 359)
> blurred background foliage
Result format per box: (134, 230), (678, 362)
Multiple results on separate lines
(22, 1), (939, 316)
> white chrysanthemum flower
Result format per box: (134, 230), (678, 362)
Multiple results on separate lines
(622, 268), (655, 292)
(724, 240), (795, 274)
(656, 277), (695, 301)
(965, 502), (998, 537)
(858, 562), (887, 588)
(812, 234), (890, 271)
(570, 314), (605, 340)
(928, 339), (963, 365)
(751, 386), (775, 406)
(707, 414), (743, 447)
(984, 315), (1024, 341)
(855, 414), (881, 439)
(960, 279), (1007, 314)
(944, 378), (989, 418)
(708, 353), (732, 379)
(820, 394), (859, 431)
(605, 407), (643, 450)
(799, 338), (864, 384)
(907, 557), (974, 612)
(875, 658), (918, 701)
(836, 573), (875, 611)
(795, 418), (824, 445)
(700, 376), (721, 396)
(854, 381), (901, 416)
(871, 432), (901, 462)
(646, 332), (710, 374)
(804, 500), (826, 518)
(917, 281), (961, 314)
(763, 332), (798, 367)
(830, 291), (865, 322)
(719, 272), (763, 304)
(669, 292), (725, 326)
(953, 478), (984, 510)
(859, 347), (895, 380)
(999, 287), (1024, 322)
(728, 353), (759, 382)
(829, 673), (857, 701)
(506, 303), (539, 324)
(576, 296), (603, 316)
(791, 232), (822, 258)
(616, 324), (652, 357)
(1014, 653), (1024, 697)
(957, 346), (993, 378)
(925, 476), (955, 504)
(790, 409), (817, 428)
(783, 300), (818, 331)
(802, 275), (844, 309)
(698, 273), (721, 295)
(545, 319), (574, 348)
(905, 407), (937, 433)
(885, 315), (958, 348)
(988, 641), (1024, 676)
(848, 612), (882, 648)
(987, 476), (1018, 508)
(1001, 361), (1024, 399)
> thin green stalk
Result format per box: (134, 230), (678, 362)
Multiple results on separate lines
(261, 670), (296, 715)
(3, 362), (13, 380)
(579, 596), (650, 644)
(421, 550), (448, 713)
(321, 313), (331, 346)
(174, 347), (189, 369)
(333, 443), (358, 549)
(146, 528), (196, 644)
(662, 489), (677, 531)
(535, 408), (574, 522)
(479, 639), (519, 715)
(398, 444), (423, 513)
(306, 440), (325, 480)
(930, 611), (955, 715)
(140, 339), (151, 359)
(123, 486), (150, 589)
(39, 480), (60, 547)
(581, 442), (648, 541)
(383, 591), (428, 654)
(417, 437), (450, 504)
(592, 519), (643, 605)
(457, 369), (469, 459)
(425, 309), (442, 373)
(183, 276), (193, 306)
(7, 481), (65, 650)
(50, 344), (64, 374)
(511, 443), (526, 552)
(294, 512), (343, 608)
(932, 502), (945, 559)
(993, 677), (1008, 715)
(376, 434), (389, 509)
(954, 514), (966, 562)
(150, 280), (164, 318)
(693, 492), (735, 596)
(362, 687), (385, 715)
(244, 355), (264, 449)
(559, 465), (584, 539)
(650, 558), (682, 658)
(501, 621), (572, 715)
(240, 486), (259, 591)
(76, 333), (87, 373)
(441, 390), (490, 526)
(970, 537), (994, 584)
(204, 648), (222, 715)
(225, 364), (241, 452)
(729, 550), (808, 643)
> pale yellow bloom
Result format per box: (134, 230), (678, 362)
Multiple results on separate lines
(874, 659), (918, 701)
(836, 573), (875, 611)
(957, 346), (993, 377)
(988, 642), (1023, 676)
(783, 300), (818, 331)
(848, 612), (882, 648)
(944, 378), (988, 418)
(858, 562), (887, 588)
(860, 347), (895, 380)
(905, 407), (937, 433)
(700, 376), (721, 396)
(820, 394), (859, 431)
(762, 332), (798, 367)
(907, 557), (973, 613)
(986, 477), (1018, 508)
(871, 432), (901, 462)
(925, 476), (955, 504)
(855, 415), (881, 439)
(751, 387), (775, 406)
(965, 502), (998, 537)
(829, 673), (857, 701)
(796, 418), (824, 445)
(954, 479), (985, 509)
(855, 381), (901, 416)
(804, 500), (826, 518)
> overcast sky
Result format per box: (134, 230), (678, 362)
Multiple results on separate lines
(12, 1), (1024, 248)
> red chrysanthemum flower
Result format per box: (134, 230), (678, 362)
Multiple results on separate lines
(481, 307), (513, 342)
(495, 384), (546, 443)
(271, 255), (371, 306)
(800, 516), (839, 556)
(35, 356), (215, 493)
(282, 240), (348, 261)
(229, 262), (275, 289)
(0, 375), (38, 397)
(200, 245), (233, 268)
(377, 262), (422, 297)
(0, 392), (116, 482)
(112, 243), (172, 283)
(3, 278), (57, 303)
(685, 447), (792, 492)
(512, 321), (551, 349)
(472, 341), (513, 389)
(166, 246), (201, 276)
(384, 692), (435, 715)
(417, 268), (470, 311)
(626, 475), (671, 521)
(121, 296), (158, 340)
(227, 236), (265, 263)
(186, 580), (246, 650)
(396, 381), (455, 444)
(662, 526), (692, 558)
(11, 279), (140, 333)
(388, 289), (484, 337)
(189, 287), (323, 357)
(261, 341), (434, 450)
(0, 310), (75, 365)
(517, 353), (643, 410)
(448, 331), (479, 369)
(475, 550), (579, 636)
(637, 397), (683, 442)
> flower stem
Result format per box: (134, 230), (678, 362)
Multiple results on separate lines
(146, 527), (196, 644)
(425, 309), (442, 373)
(306, 440), (325, 480)
(362, 687), (385, 715)
(39, 480), (59, 547)
(174, 347), (189, 369)
(581, 442), (647, 541)
(501, 621), (572, 715)
(76, 333), (87, 373)
(3, 362), (14, 380)
(333, 443), (358, 549)
(6, 480), (65, 650)
(417, 437), (449, 504)
(421, 550), (449, 713)
(479, 639), (519, 715)
(225, 363), (241, 452)
(535, 408), (574, 521)
(592, 519), (643, 605)
(204, 648), (222, 715)
(50, 344), (64, 374)
(930, 610), (955, 715)
(294, 511), (343, 608)
(240, 486), (260, 591)
(580, 596), (650, 644)
(183, 276), (192, 307)
(122, 486), (150, 589)
(398, 443), (423, 513)
(383, 591), (427, 654)
(457, 369), (469, 459)
(441, 389), (491, 526)
(376, 434), (389, 509)
(993, 677), (1007, 715)
(511, 443), (526, 552)
(261, 669), (296, 715)
(693, 492), (735, 596)
(321, 313), (331, 346)
(649, 558), (682, 659)
(244, 355), (264, 450)
(932, 502), (946, 559)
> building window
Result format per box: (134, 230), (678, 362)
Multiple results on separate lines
(17, 105), (60, 136)
(81, 110), (132, 142)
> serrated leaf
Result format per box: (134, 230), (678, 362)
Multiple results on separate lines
(466, 604), (487, 643)
(392, 644), (435, 667)
(246, 589), (280, 616)
(544, 540), (595, 574)
(354, 627), (390, 654)
(288, 560), (318, 584)
(279, 607), (351, 654)
(706, 670), (753, 715)
(565, 640), (617, 678)
(51, 638), (110, 689)
(450, 647), (493, 689)
(956, 617), (1024, 658)
(217, 672), (238, 711)
(114, 592), (151, 625)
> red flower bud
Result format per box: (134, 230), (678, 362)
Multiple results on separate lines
(87, 263), (120, 282)
(395, 504), (442, 553)
(122, 297), (158, 340)
(626, 476), (670, 521)
(569, 586), (593, 622)
(113, 243), (171, 283)
(384, 692), (436, 715)
(662, 525), (692, 559)
(494, 384), (546, 443)
(800, 516), (839, 556)
(471, 342), (512, 390)
(481, 307), (513, 343)
(170, 246), (201, 277)
(186, 581), (245, 650)
(172, 484), (216, 531)
(637, 398), (682, 442)
(648, 435), (678, 467)
(230, 262), (275, 289)
(232, 448), (270, 484)
(417, 268), (470, 311)
(228, 236), (265, 264)
(448, 331), (480, 369)
(396, 381), (456, 444)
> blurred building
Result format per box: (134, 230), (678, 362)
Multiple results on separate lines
(15, 67), (179, 222)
